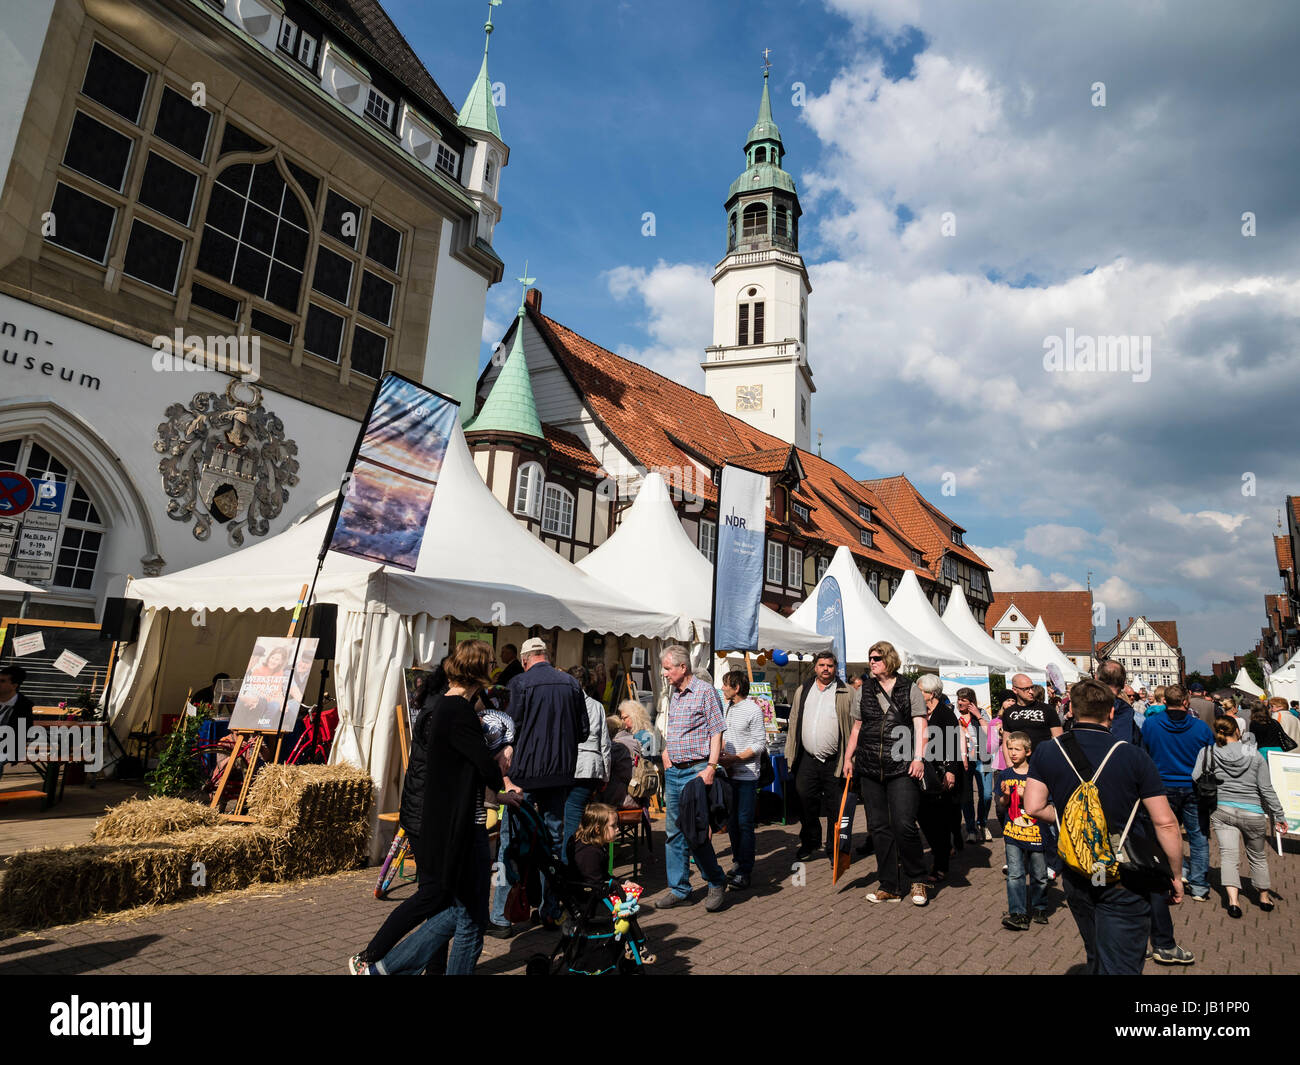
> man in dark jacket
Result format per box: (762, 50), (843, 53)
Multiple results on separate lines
(785, 652), (858, 861)
(1098, 660), (1142, 747)
(0, 666), (34, 780)
(493, 637), (588, 929)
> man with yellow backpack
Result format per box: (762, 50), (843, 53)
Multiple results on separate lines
(1022, 678), (1186, 975)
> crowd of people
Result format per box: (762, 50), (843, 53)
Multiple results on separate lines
(346, 636), (1292, 976)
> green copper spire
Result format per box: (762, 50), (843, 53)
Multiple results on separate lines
(465, 264), (543, 439)
(458, 0), (502, 140)
(746, 60), (782, 150)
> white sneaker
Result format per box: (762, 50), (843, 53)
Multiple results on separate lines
(983, 826), (993, 841)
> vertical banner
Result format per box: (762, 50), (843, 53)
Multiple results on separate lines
(325, 373), (460, 571)
(816, 576), (847, 683)
(712, 464), (767, 653)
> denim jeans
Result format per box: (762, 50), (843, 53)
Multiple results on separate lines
(1164, 786), (1209, 898)
(664, 764), (726, 897)
(962, 763), (993, 833)
(1005, 841), (1048, 914)
(488, 806), (515, 929)
(1061, 870), (1152, 975)
(375, 827), (491, 975)
(727, 778), (758, 876)
(563, 780), (599, 862)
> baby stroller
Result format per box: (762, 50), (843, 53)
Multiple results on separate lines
(508, 800), (654, 976)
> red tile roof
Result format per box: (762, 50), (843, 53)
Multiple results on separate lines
(1290, 496), (1300, 527)
(527, 303), (940, 579)
(861, 474), (991, 575)
(1276, 535), (1293, 574)
(541, 423), (604, 478)
(1149, 620), (1180, 651)
(986, 591), (1094, 652)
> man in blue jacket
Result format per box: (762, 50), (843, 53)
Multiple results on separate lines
(1098, 660), (1142, 747)
(488, 637), (588, 933)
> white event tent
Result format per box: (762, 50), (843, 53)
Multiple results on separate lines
(576, 472), (828, 655)
(791, 546), (950, 669)
(113, 423), (688, 844)
(1019, 617), (1083, 681)
(886, 569), (1005, 669)
(1230, 666), (1266, 699)
(1268, 650), (1300, 704)
(941, 588), (1034, 675)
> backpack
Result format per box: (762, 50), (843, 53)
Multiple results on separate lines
(627, 753), (659, 801)
(1054, 735), (1126, 883)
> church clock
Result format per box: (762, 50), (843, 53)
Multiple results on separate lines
(736, 384), (763, 411)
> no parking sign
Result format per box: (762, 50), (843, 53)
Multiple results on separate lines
(0, 471), (36, 516)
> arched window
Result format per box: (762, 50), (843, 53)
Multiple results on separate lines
(485, 152), (498, 195)
(514, 462), (543, 520)
(728, 213), (737, 250)
(541, 483), (574, 538)
(196, 159), (309, 312)
(741, 203), (767, 240)
(774, 205), (788, 238)
(754, 146), (767, 164)
(0, 439), (106, 592)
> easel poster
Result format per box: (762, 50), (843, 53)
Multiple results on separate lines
(1267, 751), (1300, 833)
(229, 637), (318, 732)
(749, 681), (776, 727)
(939, 666), (991, 713)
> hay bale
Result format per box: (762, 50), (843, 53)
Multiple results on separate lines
(92, 797), (220, 842)
(0, 824), (284, 929)
(247, 763), (373, 830)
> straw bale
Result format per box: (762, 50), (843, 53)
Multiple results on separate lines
(92, 797), (221, 842)
(247, 763), (374, 830)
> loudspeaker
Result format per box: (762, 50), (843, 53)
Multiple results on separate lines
(100, 597), (143, 643)
(309, 603), (337, 661)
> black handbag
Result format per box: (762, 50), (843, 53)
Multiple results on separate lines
(1193, 744), (1220, 806)
(757, 751), (775, 788)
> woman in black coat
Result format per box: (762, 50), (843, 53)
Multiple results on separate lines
(350, 641), (517, 975)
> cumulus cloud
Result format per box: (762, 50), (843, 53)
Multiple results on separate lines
(604, 261), (715, 385)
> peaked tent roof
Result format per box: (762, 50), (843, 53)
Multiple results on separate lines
(941, 587), (1032, 673)
(1230, 667), (1266, 698)
(791, 546), (950, 669)
(886, 569), (1003, 667)
(1020, 617), (1083, 681)
(576, 473), (826, 652)
(128, 423), (687, 639)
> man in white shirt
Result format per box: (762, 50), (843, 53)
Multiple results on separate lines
(784, 652), (857, 862)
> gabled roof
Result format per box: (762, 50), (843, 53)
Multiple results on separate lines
(305, 0), (461, 127)
(1149, 620), (1181, 651)
(986, 591), (1094, 651)
(521, 299), (939, 579)
(861, 474), (991, 575)
(542, 423), (603, 479)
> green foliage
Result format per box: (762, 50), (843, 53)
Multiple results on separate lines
(147, 705), (212, 799)
(1242, 652), (1266, 689)
(989, 672), (1007, 709)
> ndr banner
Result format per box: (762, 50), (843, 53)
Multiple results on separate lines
(712, 464), (767, 653)
(326, 374), (459, 570)
(816, 576), (846, 683)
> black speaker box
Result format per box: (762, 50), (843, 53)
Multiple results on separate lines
(101, 597), (143, 643)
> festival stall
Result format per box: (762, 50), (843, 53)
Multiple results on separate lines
(1268, 649), (1300, 705)
(940, 587), (1036, 676)
(1230, 666), (1266, 699)
(1018, 617), (1083, 682)
(112, 422), (689, 846)
(791, 546), (950, 669)
(885, 570), (1005, 669)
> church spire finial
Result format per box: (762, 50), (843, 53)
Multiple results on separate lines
(459, 0), (504, 138)
(516, 260), (535, 316)
(484, 0), (501, 57)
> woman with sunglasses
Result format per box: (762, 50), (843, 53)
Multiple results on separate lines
(843, 641), (931, 906)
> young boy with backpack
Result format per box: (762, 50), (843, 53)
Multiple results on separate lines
(996, 732), (1048, 930)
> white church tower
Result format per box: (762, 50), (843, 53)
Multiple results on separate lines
(703, 59), (814, 452)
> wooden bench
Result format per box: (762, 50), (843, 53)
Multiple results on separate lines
(0, 789), (47, 805)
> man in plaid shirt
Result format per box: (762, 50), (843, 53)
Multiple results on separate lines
(654, 645), (730, 912)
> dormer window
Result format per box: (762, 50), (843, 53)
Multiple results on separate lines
(297, 33), (317, 69)
(277, 19), (317, 72)
(910, 549), (923, 566)
(365, 88), (394, 128)
(951, 529), (963, 546)
(435, 143), (459, 177)
(793, 501), (809, 523)
(278, 18), (297, 52)
(858, 503), (872, 522)
(860, 529), (873, 547)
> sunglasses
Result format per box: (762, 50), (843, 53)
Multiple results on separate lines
(868, 655), (884, 662)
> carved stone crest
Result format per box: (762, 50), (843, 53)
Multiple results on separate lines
(155, 380), (300, 546)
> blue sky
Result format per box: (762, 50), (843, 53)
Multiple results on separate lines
(391, 0), (1300, 671)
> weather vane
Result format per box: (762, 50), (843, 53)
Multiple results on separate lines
(762, 47), (772, 73)
(517, 260), (536, 302)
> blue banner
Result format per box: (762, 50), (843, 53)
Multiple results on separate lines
(816, 576), (847, 683)
(712, 464), (766, 652)
(326, 374), (459, 571)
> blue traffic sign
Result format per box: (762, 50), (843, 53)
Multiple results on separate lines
(0, 471), (36, 515)
(31, 479), (66, 513)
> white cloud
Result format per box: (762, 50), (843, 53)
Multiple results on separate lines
(1023, 524), (1094, 558)
(604, 261), (714, 386)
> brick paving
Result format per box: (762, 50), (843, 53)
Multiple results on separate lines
(1, 818), (1295, 975)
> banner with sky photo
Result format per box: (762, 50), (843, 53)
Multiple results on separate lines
(712, 463), (767, 653)
(325, 373), (459, 571)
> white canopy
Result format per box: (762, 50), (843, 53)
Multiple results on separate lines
(1019, 617), (1083, 681)
(112, 423), (687, 857)
(941, 587), (1034, 674)
(886, 569), (1004, 668)
(0, 573), (47, 596)
(1269, 649), (1300, 704)
(1230, 666), (1266, 698)
(576, 472), (827, 653)
(791, 546), (950, 669)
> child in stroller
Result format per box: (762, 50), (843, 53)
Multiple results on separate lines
(520, 801), (655, 975)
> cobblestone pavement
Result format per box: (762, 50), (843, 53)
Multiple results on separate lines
(1, 819), (1294, 975)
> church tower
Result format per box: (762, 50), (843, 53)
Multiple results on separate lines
(702, 60), (814, 452)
